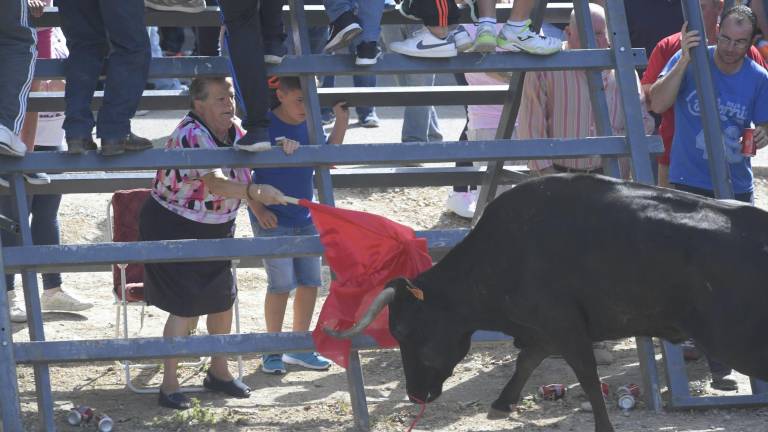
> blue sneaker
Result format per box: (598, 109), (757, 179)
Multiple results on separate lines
(282, 352), (332, 371)
(261, 353), (286, 375)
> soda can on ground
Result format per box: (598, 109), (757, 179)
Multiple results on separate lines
(97, 413), (114, 432)
(538, 383), (567, 400)
(600, 382), (610, 400)
(616, 384), (640, 410)
(67, 405), (94, 425)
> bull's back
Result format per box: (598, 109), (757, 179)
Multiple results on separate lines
(436, 175), (768, 343)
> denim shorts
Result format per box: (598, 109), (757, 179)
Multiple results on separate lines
(250, 219), (322, 294)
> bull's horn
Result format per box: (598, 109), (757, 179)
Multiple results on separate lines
(324, 286), (396, 339)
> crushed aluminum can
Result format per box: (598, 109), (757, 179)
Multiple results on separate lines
(67, 405), (94, 425)
(97, 413), (114, 432)
(600, 382), (610, 400)
(616, 384), (640, 410)
(538, 384), (567, 400)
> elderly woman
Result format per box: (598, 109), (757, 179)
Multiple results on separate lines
(139, 77), (292, 410)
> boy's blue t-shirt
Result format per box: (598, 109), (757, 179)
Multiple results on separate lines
(252, 111), (314, 227)
(662, 47), (768, 194)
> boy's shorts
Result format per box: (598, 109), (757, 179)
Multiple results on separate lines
(250, 219), (322, 294)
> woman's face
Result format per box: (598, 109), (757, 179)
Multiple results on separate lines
(194, 82), (235, 133)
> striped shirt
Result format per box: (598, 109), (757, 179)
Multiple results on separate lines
(151, 112), (252, 224)
(518, 44), (653, 172)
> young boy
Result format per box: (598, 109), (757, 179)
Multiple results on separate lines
(249, 77), (349, 374)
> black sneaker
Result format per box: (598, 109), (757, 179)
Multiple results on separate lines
(264, 36), (287, 64)
(23, 172), (50, 185)
(234, 127), (271, 152)
(324, 10), (362, 53)
(355, 41), (382, 66)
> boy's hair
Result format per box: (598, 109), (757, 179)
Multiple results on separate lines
(189, 77), (232, 109)
(278, 76), (302, 93)
(721, 5), (758, 40)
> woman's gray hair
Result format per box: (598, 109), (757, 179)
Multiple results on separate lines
(189, 77), (232, 109)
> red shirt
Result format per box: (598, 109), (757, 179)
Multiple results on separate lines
(641, 33), (768, 166)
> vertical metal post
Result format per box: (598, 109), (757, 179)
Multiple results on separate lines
(473, 0), (549, 225)
(0, 235), (24, 432)
(572, 0), (621, 178)
(287, 0), (336, 207)
(10, 174), (56, 431)
(345, 350), (370, 431)
(680, 0), (734, 199)
(604, 0), (655, 185)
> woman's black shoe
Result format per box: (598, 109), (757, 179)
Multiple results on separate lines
(203, 370), (251, 398)
(158, 390), (191, 410)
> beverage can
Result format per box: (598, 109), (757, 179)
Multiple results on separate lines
(97, 414), (114, 432)
(616, 384), (640, 410)
(741, 127), (756, 157)
(538, 383), (567, 400)
(67, 405), (94, 425)
(600, 382), (610, 400)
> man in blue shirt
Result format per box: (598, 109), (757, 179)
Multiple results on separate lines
(649, 5), (768, 391)
(650, 5), (768, 201)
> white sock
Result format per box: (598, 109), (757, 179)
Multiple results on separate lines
(479, 17), (496, 26)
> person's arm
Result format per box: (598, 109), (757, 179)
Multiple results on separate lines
(201, 171), (287, 205)
(248, 199), (278, 229)
(327, 100), (349, 145)
(755, 124), (768, 151)
(751, 0), (768, 43)
(650, 24), (699, 114)
(641, 35), (675, 111)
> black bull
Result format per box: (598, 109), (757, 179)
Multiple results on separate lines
(326, 174), (768, 432)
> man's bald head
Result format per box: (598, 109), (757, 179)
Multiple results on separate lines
(566, 4), (608, 49)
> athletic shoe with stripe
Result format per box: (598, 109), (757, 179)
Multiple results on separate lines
(497, 20), (562, 55)
(324, 11), (363, 53)
(390, 27), (457, 58)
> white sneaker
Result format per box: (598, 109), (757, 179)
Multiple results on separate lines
(450, 25), (473, 53)
(0, 125), (27, 158)
(473, 22), (498, 53)
(445, 190), (477, 219)
(497, 20), (562, 55)
(41, 290), (93, 312)
(7, 291), (27, 323)
(390, 27), (457, 58)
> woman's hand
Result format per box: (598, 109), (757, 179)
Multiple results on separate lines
(250, 184), (287, 205)
(28, 0), (45, 18)
(251, 206), (278, 229)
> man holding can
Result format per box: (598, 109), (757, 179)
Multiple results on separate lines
(650, 5), (768, 203)
(649, 5), (768, 391)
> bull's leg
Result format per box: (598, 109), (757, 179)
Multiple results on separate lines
(488, 345), (550, 419)
(561, 344), (614, 432)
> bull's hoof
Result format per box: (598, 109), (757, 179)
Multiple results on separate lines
(488, 400), (514, 419)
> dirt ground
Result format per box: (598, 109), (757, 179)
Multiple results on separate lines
(9, 177), (768, 431)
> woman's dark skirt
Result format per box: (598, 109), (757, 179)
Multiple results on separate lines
(139, 197), (236, 317)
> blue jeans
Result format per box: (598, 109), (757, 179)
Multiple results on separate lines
(0, 0), (36, 134)
(147, 27), (183, 91)
(56, 0), (150, 140)
(2, 148), (64, 291)
(380, 23), (443, 143)
(248, 220), (322, 294)
(294, 25), (375, 121)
